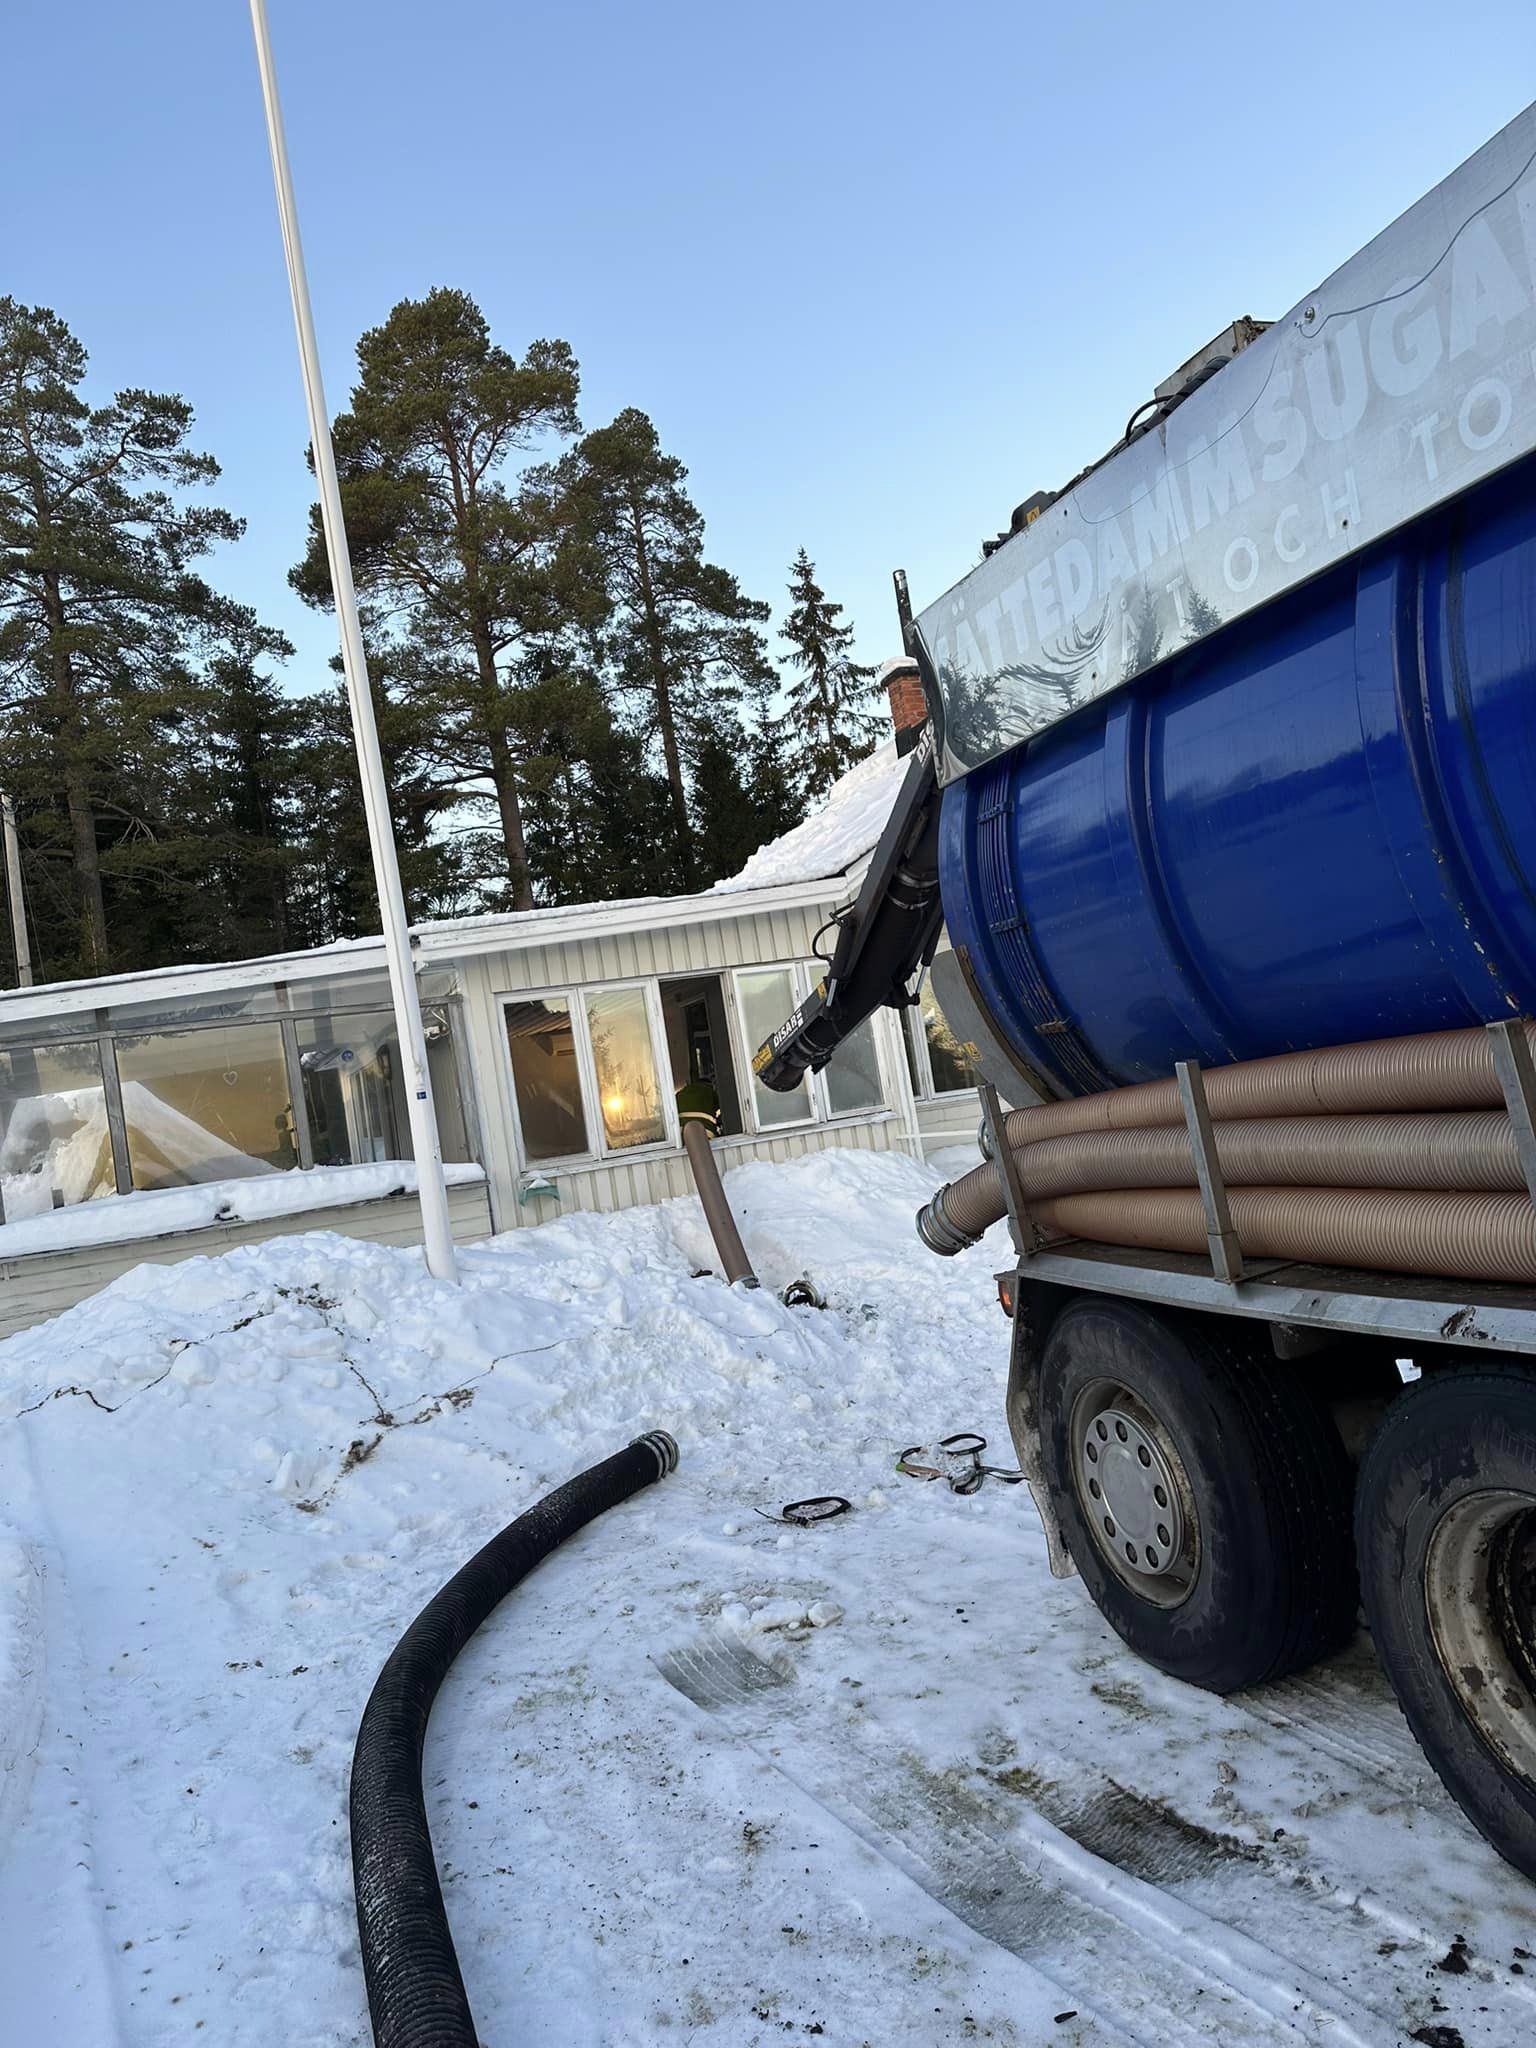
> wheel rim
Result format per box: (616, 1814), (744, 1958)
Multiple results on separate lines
(1068, 1378), (1200, 1607)
(1424, 1488), (1536, 1788)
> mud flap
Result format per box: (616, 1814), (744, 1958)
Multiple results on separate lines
(1004, 1281), (1076, 1580)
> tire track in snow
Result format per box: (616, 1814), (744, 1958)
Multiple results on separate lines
(657, 1631), (1532, 2047)
(0, 1437), (125, 2044)
(1240, 1661), (1434, 1791)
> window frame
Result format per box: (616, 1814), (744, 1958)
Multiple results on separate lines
(904, 961), (981, 1101)
(732, 960), (891, 1135)
(499, 977), (679, 1172)
(0, 982), (482, 1227)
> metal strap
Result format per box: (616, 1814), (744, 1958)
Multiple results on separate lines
(1175, 1060), (1245, 1284)
(978, 1080), (1037, 1259)
(1488, 1019), (1536, 1209)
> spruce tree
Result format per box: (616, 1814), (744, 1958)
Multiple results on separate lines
(290, 289), (581, 910)
(777, 547), (881, 793)
(0, 297), (255, 974)
(550, 408), (780, 888)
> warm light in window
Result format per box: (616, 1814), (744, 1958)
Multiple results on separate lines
(605, 1095), (624, 1114)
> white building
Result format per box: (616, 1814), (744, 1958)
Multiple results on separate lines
(0, 735), (980, 1338)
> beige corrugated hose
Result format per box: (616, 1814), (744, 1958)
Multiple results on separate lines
(915, 1022), (1536, 1280)
(1029, 1186), (1536, 1288)
(1015, 1111), (1524, 1199)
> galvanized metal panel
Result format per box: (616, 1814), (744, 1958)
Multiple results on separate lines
(918, 102), (1536, 783)
(1018, 1242), (1536, 1356)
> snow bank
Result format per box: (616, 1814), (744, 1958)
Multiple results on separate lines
(712, 740), (906, 894)
(0, 1150), (1529, 2046)
(0, 1159), (486, 1261)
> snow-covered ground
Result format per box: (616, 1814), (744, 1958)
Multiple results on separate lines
(1, 1149), (1532, 2047)
(0, 1159), (487, 1261)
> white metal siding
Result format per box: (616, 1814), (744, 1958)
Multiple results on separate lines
(455, 898), (910, 1233)
(916, 1090), (983, 1156)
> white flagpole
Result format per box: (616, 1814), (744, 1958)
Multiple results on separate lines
(248, 0), (458, 1283)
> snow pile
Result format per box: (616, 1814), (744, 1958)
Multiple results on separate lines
(712, 740), (906, 894)
(0, 1150), (1531, 2046)
(0, 1158), (486, 1262)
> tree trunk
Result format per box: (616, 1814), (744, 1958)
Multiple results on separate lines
(486, 725), (534, 910)
(64, 770), (109, 970)
(816, 675), (838, 765)
(466, 618), (534, 910)
(629, 501), (694, 886)
(40, 569), (109, 970)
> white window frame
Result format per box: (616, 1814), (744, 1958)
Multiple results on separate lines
(905, 999), (940, 1100)
(733, 963), (822, 1137)
(904, 960), (981, 1101)
(499, 978), (679, 1172)
(732, 961), (891, 1135)
(815, 1005), (889, 1122)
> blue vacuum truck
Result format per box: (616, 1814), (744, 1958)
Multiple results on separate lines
(756, 103), (1536, 1880)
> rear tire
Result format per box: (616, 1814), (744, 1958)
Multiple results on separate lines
(1355, 1365), (1536, 1880)
(1038, 1296), (1357, 1692)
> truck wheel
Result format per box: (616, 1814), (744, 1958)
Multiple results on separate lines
(1038, 1296), (1357, 1692)
(1355, 1366), (1536, 1880)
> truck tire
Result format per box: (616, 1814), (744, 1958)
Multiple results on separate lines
(1038, 1296), (1357, 1692)
(1354, 1366), (1536, 1880)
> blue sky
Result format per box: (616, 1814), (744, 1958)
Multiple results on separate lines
(4, 2), (1533, 691)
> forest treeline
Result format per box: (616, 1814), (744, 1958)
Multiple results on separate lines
(0, 288), (883, 984)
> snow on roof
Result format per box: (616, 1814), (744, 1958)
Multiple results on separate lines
(712, 741), (906, 896)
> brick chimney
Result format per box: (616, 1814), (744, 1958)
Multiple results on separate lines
(879, 656), (927, 757)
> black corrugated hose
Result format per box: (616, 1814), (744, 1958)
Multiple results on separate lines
(349, 1431), (680, 2048)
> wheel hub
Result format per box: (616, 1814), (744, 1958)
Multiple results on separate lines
(1079, 1404), (1186, 1579)
(1425, 1488), (1536, 1788)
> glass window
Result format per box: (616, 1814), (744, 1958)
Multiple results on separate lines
(297, 1006), (471, 1168)
(0, 1007), (100, 1051)
(0, 1041), (116, 1220)
(901, 1005), (923, 1095)
(823, 1014), (885, 1116)
(919, 969), (981, 1094)
(506, 997), (589, 1160)
(586, 987), (667, 1151)
(737, 969), (814, 1129)
(285, 965), (459, 1013)
(109, 984), (284, 1034)
(114, 1021), (296, 1192)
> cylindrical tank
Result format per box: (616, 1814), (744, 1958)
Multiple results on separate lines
(940, 452), (1536, 1095)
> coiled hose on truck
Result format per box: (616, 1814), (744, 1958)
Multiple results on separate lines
(916, 1021), (1536, 1285)
(350, 1431), (679, 2048)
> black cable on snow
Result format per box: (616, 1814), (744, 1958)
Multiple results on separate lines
(349, 1430), (680, 2048)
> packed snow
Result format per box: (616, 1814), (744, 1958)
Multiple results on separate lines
(1, 1149), (1533, 2047)
(0, 1160), (486, 1262)
(713, 741), (906, 895)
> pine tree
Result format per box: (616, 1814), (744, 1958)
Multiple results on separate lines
(0, 297), (254, 975)
(290, 289), (581, 911)
(286, 641), (475, 943)
(776, 547), (881, 793)
(518, 666), (676, 903)
(549, 408), (779, 889)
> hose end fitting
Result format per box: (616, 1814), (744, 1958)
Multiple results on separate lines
(632, 1429), (680, 1478)
(916, 1187), (979, 1257)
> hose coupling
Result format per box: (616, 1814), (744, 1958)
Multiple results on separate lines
(916, 1187), (979, 1257)
(631, 1429), (681, 1478)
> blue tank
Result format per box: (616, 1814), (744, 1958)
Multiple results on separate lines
(939, 452), (1536, 1095)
